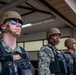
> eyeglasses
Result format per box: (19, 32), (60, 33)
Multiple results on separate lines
(9, 19), (23, 28)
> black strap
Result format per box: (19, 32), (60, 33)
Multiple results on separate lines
(64, 52), (75, 73)
(0, 42), (13, 62)
(0, 42), (6, 55)
(20, 47), (30, 62)
(48, 45), (68, 74)
(47, 45), (59, 56)
(64, 52), (75, 62)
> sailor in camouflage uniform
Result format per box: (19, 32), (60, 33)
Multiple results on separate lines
(64, 38), (76, 75)
(38, 28), (67, 75)
(0, 11), (35, 75)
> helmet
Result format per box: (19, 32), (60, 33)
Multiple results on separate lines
(65, 38), (76, 47)
(46, 28), (61, 39)
(0, 11), (23, 25)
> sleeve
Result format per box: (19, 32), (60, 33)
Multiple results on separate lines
(38, 47), (53, 75)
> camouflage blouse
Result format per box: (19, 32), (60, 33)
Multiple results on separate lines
(38, 44), (56, 75)
(64, 50), (76, 75)
(0, 39), (35, 75)
(0, 39), (22, 73)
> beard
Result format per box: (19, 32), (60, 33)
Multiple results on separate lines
(2, 24), (21, 37)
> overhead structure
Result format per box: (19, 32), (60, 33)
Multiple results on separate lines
(36, 0), (76, 29)
(0, 0), (26, 13)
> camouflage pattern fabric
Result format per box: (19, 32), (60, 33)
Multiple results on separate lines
(64, 51), (76, 75)
(38, 44), (55, 75)
(0, 39), (27, 73)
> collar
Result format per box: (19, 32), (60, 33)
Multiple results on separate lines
(1, 39), (22, 53)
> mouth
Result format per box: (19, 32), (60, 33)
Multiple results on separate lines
(15, 28), (21, 31)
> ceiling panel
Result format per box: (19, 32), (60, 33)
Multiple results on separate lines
(40, 0), (76, 28)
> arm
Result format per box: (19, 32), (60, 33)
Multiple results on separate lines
(38, 47), (53, 75)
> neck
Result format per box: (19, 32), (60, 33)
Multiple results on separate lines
(2, 33), (17, 50)
(48, 41), (56, 47)
(68, 49), (74, 54)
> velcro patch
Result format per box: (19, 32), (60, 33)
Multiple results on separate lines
(13, 54), (21, 60)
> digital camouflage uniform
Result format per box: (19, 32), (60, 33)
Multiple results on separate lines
(64, 50), (76, 75)
(38, 44), (55, 75)
(64, 38), (76, 75)
(38, 28), (67, 75)
(0, 39), (35, 75)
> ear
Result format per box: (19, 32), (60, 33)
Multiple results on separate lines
(1, 24), (5, 30)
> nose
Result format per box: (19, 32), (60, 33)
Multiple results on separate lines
(57, 35), (60, 40)
(16, 23), (20, 26)
(16, 23), (22, 28)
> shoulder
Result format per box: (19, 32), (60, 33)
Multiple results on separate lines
(19, 47), (29, 57)
(19, 47), (27, 52)
(64, 51), (70, 55)
(39, 45), (52, 53)
(63, 51), (71, 59)
(40, 45), (50, 50)
(39, 45), (54, 57)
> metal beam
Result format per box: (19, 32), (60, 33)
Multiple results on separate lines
(0, 0), (26, 13)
